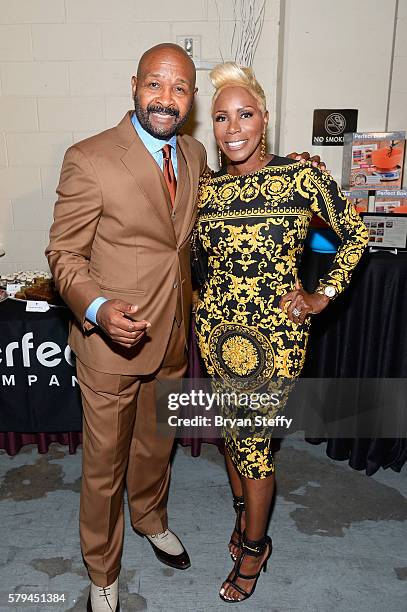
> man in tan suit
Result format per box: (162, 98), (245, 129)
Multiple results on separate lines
(46, 43), (207, 612)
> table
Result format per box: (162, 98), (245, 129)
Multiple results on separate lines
(299, 247), (407, 475)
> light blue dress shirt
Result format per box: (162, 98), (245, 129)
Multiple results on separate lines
(85, 113), (178, 325)
(131, 112), (178, 178)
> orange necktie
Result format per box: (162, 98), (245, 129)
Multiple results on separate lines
(162, 144), (177, 207)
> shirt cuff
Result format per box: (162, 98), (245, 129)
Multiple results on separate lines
(86, 297), (108, 325)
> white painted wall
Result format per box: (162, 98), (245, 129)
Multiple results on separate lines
(277, 0), (406, 183)
(0, 0), (280, 273)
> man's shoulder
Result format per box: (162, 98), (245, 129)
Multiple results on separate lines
(178, 134), (207, 173)
(71, 126), (120, 158)
(178, 133), (205, 155)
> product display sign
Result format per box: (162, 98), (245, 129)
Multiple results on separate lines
(361, 213), (407, 250)
(312, 109), (358, 146)
(374, 190), (407, 214)
(342, 190), (369, 213)
(342, 131), (406, 191)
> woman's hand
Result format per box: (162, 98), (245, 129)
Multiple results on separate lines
(286, 151), (327, 173)
(279, 280), (330, 323)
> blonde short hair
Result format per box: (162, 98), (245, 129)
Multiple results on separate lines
(210, 62), (267, 112)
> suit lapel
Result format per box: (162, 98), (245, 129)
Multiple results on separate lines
(118, 114), (176, 242)
(173, 143), (187, 211)
(115, 113), (201, 246)
(176, 136), (201, 243)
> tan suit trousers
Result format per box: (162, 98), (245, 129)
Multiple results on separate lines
(76, 320), (186, 587)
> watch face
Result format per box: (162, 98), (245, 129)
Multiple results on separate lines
(325, 285), (336, 298)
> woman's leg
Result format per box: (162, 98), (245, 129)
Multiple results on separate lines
(221, 453), (275, 601)
(225, 446), (243, 497)
(242, 471), (275, 540)
(225, 447), (245, 559)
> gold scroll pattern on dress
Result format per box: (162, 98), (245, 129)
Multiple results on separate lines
(194, 158), (368, 478)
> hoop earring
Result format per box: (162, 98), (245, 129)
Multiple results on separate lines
(260, 132), (266, 162)
(218, 147), (223, 168)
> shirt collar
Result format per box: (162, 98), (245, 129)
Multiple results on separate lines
(131, 112), (177, 155)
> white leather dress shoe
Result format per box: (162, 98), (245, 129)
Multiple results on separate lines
(146, 529), (191, 570)
(146, 530), (184, 555)
(87, 577), (119, 612)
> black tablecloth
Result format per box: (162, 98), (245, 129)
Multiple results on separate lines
(299, 247), (407, 474)
(0, 298), (82, 433)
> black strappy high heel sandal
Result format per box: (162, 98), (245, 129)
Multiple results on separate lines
(220, 531), (272, 603)
(229, 495), (245, 561)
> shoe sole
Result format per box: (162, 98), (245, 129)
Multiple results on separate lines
(151, 547), (191, 570)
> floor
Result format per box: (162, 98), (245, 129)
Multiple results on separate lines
(0, 436), (406, 612)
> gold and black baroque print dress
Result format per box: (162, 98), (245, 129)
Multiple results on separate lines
(194, 157), (368, 479)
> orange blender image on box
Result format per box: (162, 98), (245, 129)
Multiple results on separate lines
(351, 140), (405, 189)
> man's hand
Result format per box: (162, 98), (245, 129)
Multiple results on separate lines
(286, 151), (327, 173)
(279, 280), (330, 324)
(96, 299), (151, 348)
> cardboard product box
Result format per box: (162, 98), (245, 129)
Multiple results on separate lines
(374, 190), (407, 214)
(342, 190), (370, 213)
(342, 131), (405, 191)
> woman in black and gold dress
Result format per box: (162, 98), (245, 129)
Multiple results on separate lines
(193, 63), (368, 603)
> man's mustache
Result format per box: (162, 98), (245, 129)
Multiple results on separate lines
(147, 104), (179, 118)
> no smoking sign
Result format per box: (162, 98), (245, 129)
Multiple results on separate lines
(313, 109), (358, 146)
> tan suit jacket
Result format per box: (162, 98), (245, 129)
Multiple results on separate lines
(46, 112), (207, 375)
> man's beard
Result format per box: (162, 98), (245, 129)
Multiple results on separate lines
(134, 96), (191, 139)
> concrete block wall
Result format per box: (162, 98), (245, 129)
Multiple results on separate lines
(388, 0), (407, 142)
(277, 0), (406, 183)
(0, 0), (280, 273)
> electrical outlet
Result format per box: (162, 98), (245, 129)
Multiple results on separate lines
(176, 35), (201, 61)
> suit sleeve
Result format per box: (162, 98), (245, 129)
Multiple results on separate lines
(45, 145), (104, 329)
(304, 165), (369, 296)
